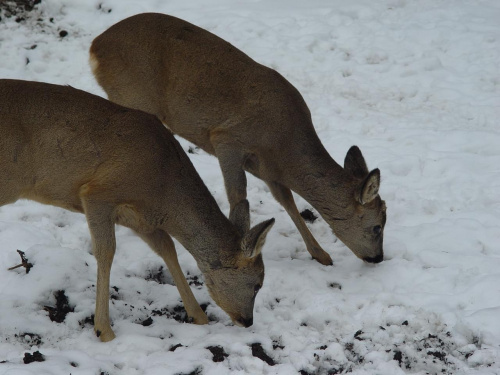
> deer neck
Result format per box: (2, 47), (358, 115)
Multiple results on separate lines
(279, 141), (354, 219)
(166, 206), (240, 273)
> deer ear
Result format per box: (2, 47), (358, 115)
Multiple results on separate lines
(241, 218), (275, 258)
(230, 200), (250, 235)
(344, 146), (369, 179)
(359, 169), (380, 205)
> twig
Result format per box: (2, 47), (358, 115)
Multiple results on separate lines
(7, 250), (33, 274)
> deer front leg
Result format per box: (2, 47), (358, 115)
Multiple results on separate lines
(138, 230), (208, 325)
(214, 143), (250, 234)
(266, 181), (333, 266)
(82, 199), (117, 342)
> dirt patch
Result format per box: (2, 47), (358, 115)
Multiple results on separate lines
(250, 343), (275, 366)
(23, 351), (45, 364)
(79, 314), (94, 328)
(170, 343), (183, 352)
(186, 273), (203, 288)
(139, 317), (154, 327)
(16, 332), (43, 347)
(146, 266), (169, 284)
(0, 0), (41, 18)
(152, 305), (190, 323)
(152, 303), (210, 323)
(175, 367), (202, 375)
(206, 346), (229, 362)
(44, 290), (74, 323)
(300, 209), (318, 223)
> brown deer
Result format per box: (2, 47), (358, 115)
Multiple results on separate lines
(89, 13), (386, 266)
(0, 79), (274, 342)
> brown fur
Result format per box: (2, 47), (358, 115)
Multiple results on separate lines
(89, 13), (386, 265)
(0, 79), (274, 341)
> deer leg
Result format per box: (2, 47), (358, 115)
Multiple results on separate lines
(214, 143), (250, 234)
(82, 199), (117, 342)
(266, 181), (333, 266)
(137, 229), (209, 325)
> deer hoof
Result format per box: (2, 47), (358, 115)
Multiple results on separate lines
(95, 326), (116, 342)
(193, 313), (209, 325)
(312, 251), (333, 266)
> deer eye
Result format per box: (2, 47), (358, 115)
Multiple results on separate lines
(254, 284), (261, 295)
(373, 225), (382, 235)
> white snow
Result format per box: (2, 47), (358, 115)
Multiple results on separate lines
(1, 0), (500, 374)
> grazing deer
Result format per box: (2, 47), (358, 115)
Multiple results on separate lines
(0, 79), (274, 342)
(89, 13), (386, 266)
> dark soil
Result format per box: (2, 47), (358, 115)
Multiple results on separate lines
(140, 317), (154, 327)
(187, 146), (200, 154)
(146, 266), (168, 284)
(186, 273), (203, 288)
(0, 0), (41, 23)
(16, 332), (43, 347)
(394, 350), (403, 366)
(300, 209), (318, 223)
(272, 339), (285, 350)
(44, 290), (74, 323)
(170, 343), (183, 352)
(175, 367), (202, 375)
(79, 314), (94, 328)
(328, 282), (342, 290)
(152, 303), (210, 324)
(152, 305), (190, 323)
(250, 343), (275, 366)
(23, 351), (45, 364)
(206, 346), (229, 362)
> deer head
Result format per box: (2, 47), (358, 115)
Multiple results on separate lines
(203, 212), (275, 327)
(327, 146), (386, 263)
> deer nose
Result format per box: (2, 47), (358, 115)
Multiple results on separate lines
(237, 317), (253, 328)
(364, 253), (383, 264)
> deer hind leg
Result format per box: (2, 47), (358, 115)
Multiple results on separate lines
(214, 143), (250, 234)
(81, 198), (117, 342)
(266, 181), (333, 266)
(137, 229), (208, 325)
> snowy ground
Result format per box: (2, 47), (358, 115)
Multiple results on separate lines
(1, 0), (500, 374)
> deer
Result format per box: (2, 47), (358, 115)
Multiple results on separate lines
(89, 13), (387, 266)
(0, 79), (274, 342)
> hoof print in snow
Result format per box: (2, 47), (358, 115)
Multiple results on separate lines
(300, 209), (318, 223)
(44, 290), (74, 323)
(23, 351), (45, 364)
(250, 343), (275, 366)
(169, 343), (183, 352)
(206, 345), (228, 362)
(59, 30), (67, 38)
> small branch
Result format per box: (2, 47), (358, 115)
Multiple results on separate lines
(7, 250), (33, 274)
